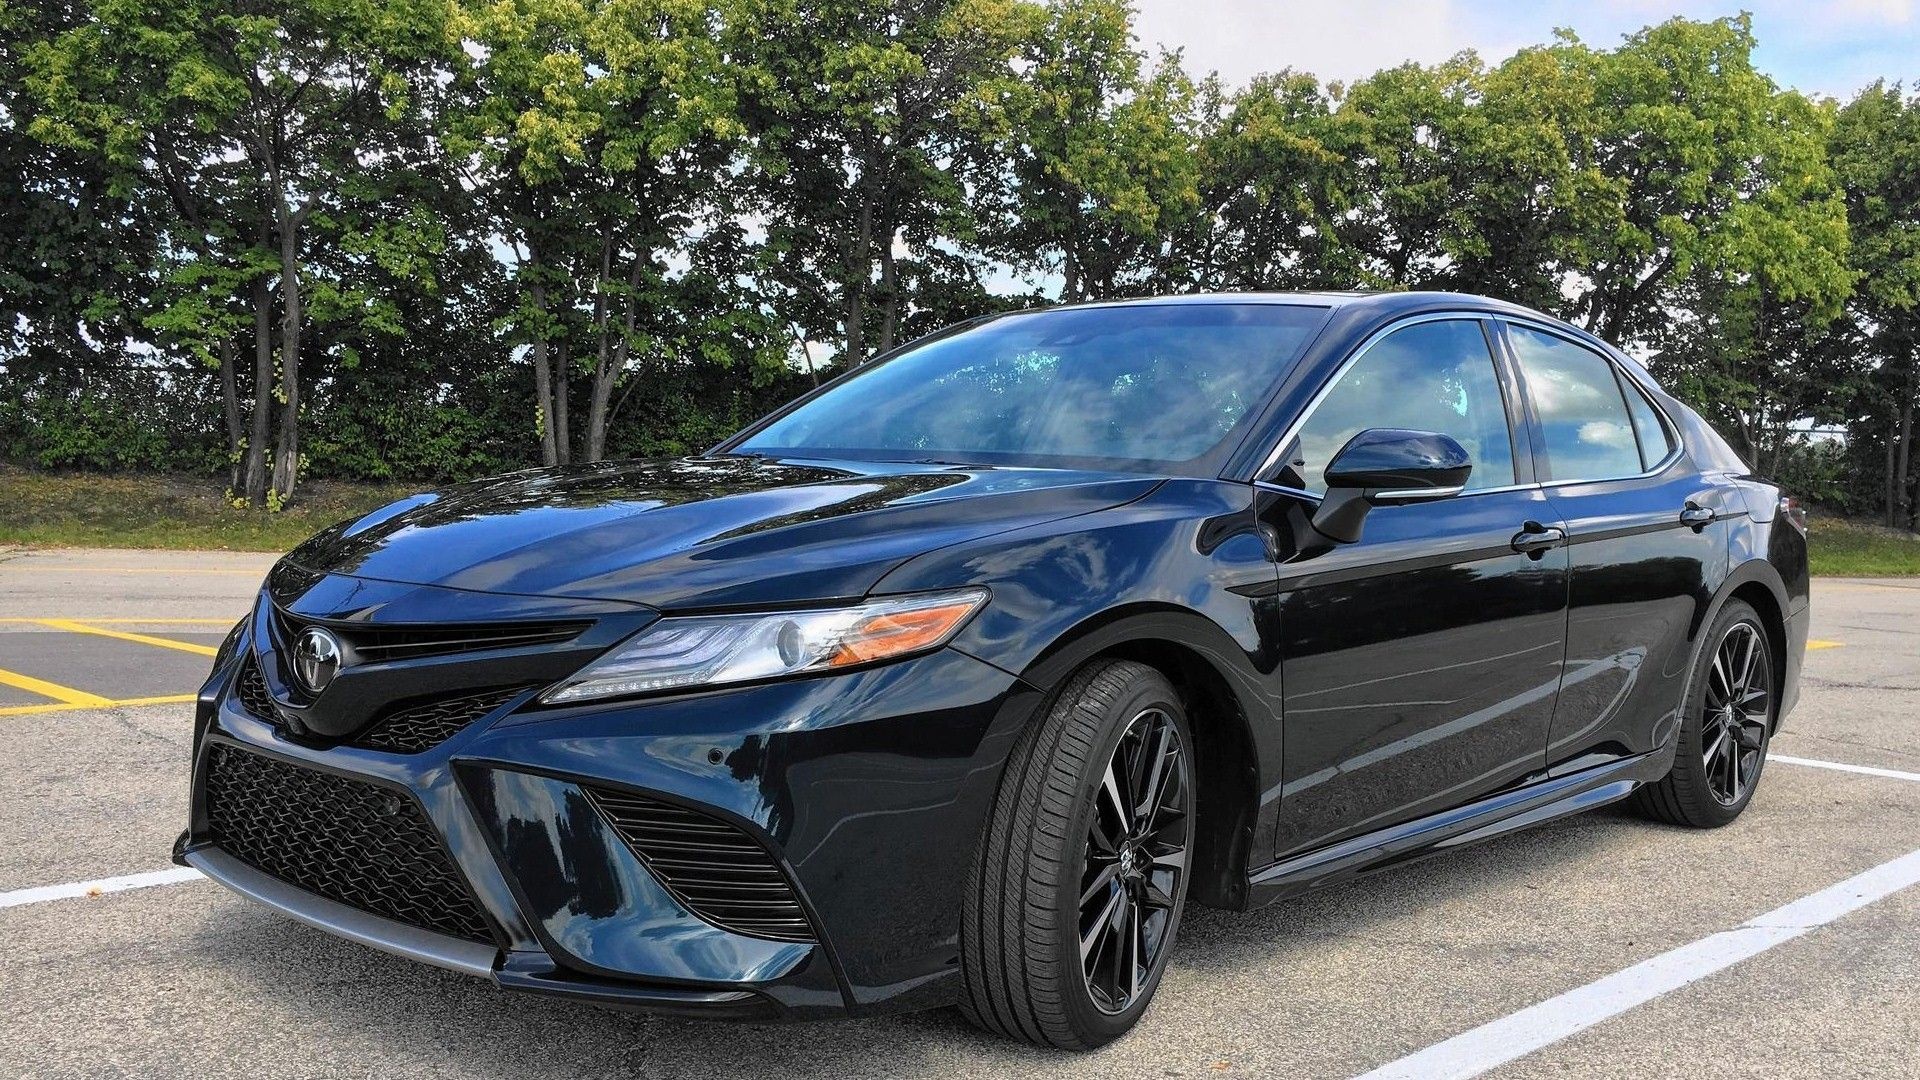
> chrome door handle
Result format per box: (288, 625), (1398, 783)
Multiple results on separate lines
(1510, 521), (1567, 556)
(1680, 506), (1715, 528)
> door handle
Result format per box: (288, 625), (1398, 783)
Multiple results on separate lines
(1510, 520), (1567, 556)
(1679, 505), (1715, 529)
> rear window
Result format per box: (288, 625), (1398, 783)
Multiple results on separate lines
(1618, 372), (1676, 470)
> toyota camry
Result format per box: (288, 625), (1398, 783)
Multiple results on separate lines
(176, 291), (1808, 1048)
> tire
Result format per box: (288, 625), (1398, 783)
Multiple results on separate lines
(1632, 599), (1776, 828)
(959, 659), (1195, 1049)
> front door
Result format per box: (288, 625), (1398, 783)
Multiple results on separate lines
(1259, 317), (1571, 859)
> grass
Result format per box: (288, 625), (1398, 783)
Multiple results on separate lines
(0, 466), (416, 552)
(4, 466), (1920, 575)
(1805, 515), (1920, 577)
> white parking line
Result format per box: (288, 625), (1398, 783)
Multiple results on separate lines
(0, 867), (204, 910)
(1773, 754), (1920, 784)
(1353, 844), (1920, 1080)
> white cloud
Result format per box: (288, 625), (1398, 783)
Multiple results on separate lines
(1830, 0), (1913, 24)
(1130, 0), (1920, 101)
(1129, 0), (1488, 90)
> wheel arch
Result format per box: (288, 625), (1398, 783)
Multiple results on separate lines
(1701, 558), (1792, 731)
(1008, 604), (1274, 910)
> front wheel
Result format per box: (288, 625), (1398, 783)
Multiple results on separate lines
(1633, 600), (1776, 828)
(959, 659), (1194, 1049)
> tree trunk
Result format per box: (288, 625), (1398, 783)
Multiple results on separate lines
(553, 338), (572, 465)
(586, 235), (611, 461)
(217, 337), (244, 495)
(527, 262), (559, 467)
(587, 256), (642, 462)
(845, 193), (874, 363)
(877, 226), (900, 355)
(794, 325), (819, 387)
(268, 175), (302, 505)
(1897, 358), (1916, 533)
(244, 274), (273, 507)
(1886, 420), (1899, 530)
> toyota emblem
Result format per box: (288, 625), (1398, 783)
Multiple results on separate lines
(291, 627), (343, 694)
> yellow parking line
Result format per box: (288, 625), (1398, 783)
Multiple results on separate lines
(0, 668), (113, 707)
(0, 566), (261, 575)
(0, 694), (196, 718)
(1807, 639), (1844, 650)
(0, 618), (233, 625)
(34, 619), (219, 657)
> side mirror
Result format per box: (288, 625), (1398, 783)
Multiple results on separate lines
(1310, 428), (1471, 545)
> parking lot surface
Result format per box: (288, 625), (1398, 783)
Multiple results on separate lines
(1, 545), (1915, 1078)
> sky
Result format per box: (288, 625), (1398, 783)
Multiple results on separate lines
(1129, 0), (1920, 100)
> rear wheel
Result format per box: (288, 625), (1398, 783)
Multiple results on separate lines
(960, 659), (1193, 1049)
(1633, 600), (1775, 828)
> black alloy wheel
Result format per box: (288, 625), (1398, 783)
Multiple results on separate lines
(1700, 620), (1772, 807)
(1633, 599), (1776, 828)
(960, 659), (1195, 1048)
(1078, 705), (1190, 1015)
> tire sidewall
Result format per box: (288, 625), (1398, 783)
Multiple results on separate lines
(1055, 671), (1195, 1042)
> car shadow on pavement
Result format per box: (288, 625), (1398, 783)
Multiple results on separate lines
(188, 809), (1644, 1078)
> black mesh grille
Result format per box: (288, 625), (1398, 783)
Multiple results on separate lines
(355, 687), (527, 754)
(234, 661), (278, 722)
(584, 785), (814, 942)
(202, 743), (494, 943)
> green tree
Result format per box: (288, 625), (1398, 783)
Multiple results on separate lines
(23, 0), (458, 505)
(740, 0), (1027, 364)
(448, 0), (767, 463)
(1485, 17), (1851, 346)
(968, 0), (1200, 302)
(1831, 82), (1920, 527)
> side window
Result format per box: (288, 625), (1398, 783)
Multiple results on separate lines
(1508, 326), (1644, 482)
(1281, 319), (1517, 494)
(1617, 370), (1676, 470)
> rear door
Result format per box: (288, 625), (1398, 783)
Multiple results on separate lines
(1260, 316), (1571, 859)
(1495, 320), (1731, 773)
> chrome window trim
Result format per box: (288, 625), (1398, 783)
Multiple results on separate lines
(1254, 479), (1539, 505)
(1253, 311), (1518, 486)
(1370, 483), (1468, 501)
(1493, 316), (1686, 484)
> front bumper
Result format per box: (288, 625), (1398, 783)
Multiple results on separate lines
(178, 580), (1038, 1020)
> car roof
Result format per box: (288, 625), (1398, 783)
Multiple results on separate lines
(1031, 289), (1624, 362)
(1052, 289), (1538, 317)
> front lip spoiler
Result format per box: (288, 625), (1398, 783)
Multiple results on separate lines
(182, 845), (498, 977)
(177, 841), (781, 1019)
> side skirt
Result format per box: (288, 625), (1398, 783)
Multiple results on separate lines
(1243, 750), (1671, 908)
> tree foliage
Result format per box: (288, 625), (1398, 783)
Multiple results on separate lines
(1, 4), (1916, 527)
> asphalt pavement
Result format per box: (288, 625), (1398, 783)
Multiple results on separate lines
(1, 545), (1915, 1079)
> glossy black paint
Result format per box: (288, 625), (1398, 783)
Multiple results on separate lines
(177, 290), (1808, 1022)
(1324, 428), (1473, 492)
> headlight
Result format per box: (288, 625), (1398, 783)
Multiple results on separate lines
(541, 587), (989, 705)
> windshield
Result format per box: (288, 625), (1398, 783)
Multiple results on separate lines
(732, 303), (1329, 473)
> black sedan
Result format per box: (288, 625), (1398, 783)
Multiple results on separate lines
(176, 291), (1809, 1048)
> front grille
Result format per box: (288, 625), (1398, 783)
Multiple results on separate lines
(273, 610), (589, 664)
(202, 743), (494, 943)
(234, 661), (278, 721)
(356, 687), (527, 754)
(584, 786), (814, 942)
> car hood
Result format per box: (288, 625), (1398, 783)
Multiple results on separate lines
(284, 456), (1161, 609)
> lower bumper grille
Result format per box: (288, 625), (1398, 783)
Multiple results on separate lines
(202, 743), (494, 944)
(584, 785), (814, 943)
